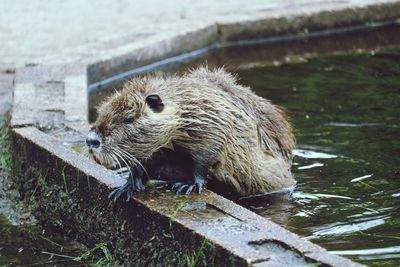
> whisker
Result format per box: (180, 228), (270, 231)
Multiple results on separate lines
(115, 146), (149, 179)
(109, 152), (123, 170)
(111, 147), (135, 180)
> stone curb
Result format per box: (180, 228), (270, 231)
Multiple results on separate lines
(11, 127), (363, 266)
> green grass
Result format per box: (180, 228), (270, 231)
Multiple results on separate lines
(302, 263), (322, 267)
(0, 115), (11, 174)
(183, 239), (215, 267)
(61, 166), (69, 194)
(36, 242), (114, 267)
(75, 242), (113, 266)
(0, 149), (11, 173)
(169, 202), (186, 232)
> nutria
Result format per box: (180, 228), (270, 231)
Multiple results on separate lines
(86, 67), (295, 200)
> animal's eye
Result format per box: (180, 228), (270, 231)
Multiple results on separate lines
(146, 94), (164, 113)
(123, 117), (135, 124)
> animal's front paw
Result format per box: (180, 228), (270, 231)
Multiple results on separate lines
(172, 181), (205, 195)
(108, 177), (144, 202)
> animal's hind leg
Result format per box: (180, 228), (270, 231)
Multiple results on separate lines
(172, 162), (207, 195)
(108, 168), (145, 202)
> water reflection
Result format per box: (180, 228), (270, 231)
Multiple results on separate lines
(236, 49), (400, 266)
(293, 149), (338, 159)
(309, 215), (387, 237)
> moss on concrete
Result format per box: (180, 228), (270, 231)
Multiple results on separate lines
(11, 128), (245, 266)
(0, 113), (17, 205)
(0, 114), (11, 175)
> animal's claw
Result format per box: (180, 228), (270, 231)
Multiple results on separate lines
(108, 177), (144, 202)
(134, 178), (144, 192)
(108, 187), (123, 202)
(185, 185), (194, 195)
(172, 181), (204, 195)
(172, 182), (183, 191)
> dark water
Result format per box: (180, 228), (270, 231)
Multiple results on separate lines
(236, 49), (400, 266)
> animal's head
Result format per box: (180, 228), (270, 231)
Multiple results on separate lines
(86, 77), (177, 169)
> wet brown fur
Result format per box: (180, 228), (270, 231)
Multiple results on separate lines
(92, 67), (296, 196)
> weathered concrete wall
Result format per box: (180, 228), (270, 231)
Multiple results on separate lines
(11, 127), (363, 266)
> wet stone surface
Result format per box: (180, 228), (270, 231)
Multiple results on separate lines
(249, 240), (308, 267)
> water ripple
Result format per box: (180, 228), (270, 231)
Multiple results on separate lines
(309, 216), (388, 238)
(293, 149), (338, 159)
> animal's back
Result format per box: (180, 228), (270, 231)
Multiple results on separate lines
(181, 67), (296, 195)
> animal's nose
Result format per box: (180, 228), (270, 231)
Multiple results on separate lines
(86, 131), (101, 149)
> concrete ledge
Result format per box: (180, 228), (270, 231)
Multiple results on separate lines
(217, 1), (400, 41)
(11, 127), (363, 266)
(86, 25), (219, 85)
(11, 63), (88, 128)
(85, 1), (400, 88)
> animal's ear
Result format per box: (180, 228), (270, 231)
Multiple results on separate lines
(145, 94), (164, 113)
